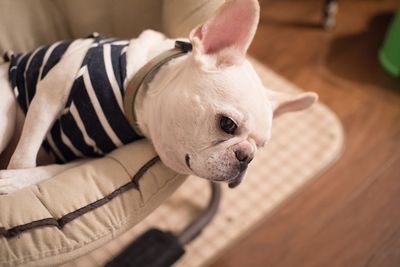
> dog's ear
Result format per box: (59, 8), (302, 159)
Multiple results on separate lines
(189, 0), (260, 67)
(267, 90), (318, 118)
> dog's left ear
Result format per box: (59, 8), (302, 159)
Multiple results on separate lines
(267, 90), (318, 118)
(189, 0), (260, 67)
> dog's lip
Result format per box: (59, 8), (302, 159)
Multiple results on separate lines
(228, 167), (247, 189)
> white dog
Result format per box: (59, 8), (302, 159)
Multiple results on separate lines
(0, 0), (317, 193)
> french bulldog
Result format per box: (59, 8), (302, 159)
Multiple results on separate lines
(0, 0), (317, 194)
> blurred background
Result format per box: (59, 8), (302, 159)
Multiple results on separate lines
(211, 0), (400, 266)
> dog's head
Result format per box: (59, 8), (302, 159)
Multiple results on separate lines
(147, 0), (317, 187)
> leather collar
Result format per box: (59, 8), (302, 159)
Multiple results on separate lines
(124, 41), (192, 136)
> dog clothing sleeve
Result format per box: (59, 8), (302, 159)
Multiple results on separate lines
(5, 34), (143, 163)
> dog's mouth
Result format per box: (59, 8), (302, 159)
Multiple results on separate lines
(209, 167), (247, 188)
(228, 168), (247, 188)
(185, 153), (247, 188)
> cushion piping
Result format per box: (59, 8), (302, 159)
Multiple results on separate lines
(0, 156), (159, 239)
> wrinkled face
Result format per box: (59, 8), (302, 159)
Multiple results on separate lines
(150, 59), (273, 188)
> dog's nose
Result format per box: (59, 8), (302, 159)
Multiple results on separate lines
(235, 150), (253, 164)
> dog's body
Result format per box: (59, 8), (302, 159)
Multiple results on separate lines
(0, 0), (317, 194)
(4, 33), (157, 163)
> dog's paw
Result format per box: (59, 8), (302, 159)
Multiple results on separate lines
(0, 170), (31, 195)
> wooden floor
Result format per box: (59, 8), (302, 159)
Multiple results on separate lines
(210, 1), (400, 267)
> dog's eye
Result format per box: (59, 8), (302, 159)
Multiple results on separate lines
(220, 116), (237, 134)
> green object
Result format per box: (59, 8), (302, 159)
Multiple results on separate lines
(379, 11), (400, 78)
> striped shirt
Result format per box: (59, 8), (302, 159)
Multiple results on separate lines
(4, 34), (143, 163)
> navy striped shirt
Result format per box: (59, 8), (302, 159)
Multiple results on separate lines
(4, 34), (143, 163)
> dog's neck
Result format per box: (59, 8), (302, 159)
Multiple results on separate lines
(124, 41), (192, 136)
(124, 37), (191, 139)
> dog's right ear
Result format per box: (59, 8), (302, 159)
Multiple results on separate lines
(189, 0), (260, 67)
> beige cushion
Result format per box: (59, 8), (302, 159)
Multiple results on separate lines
(0, 0), (223, 266)
(0, 141), (186, 267)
